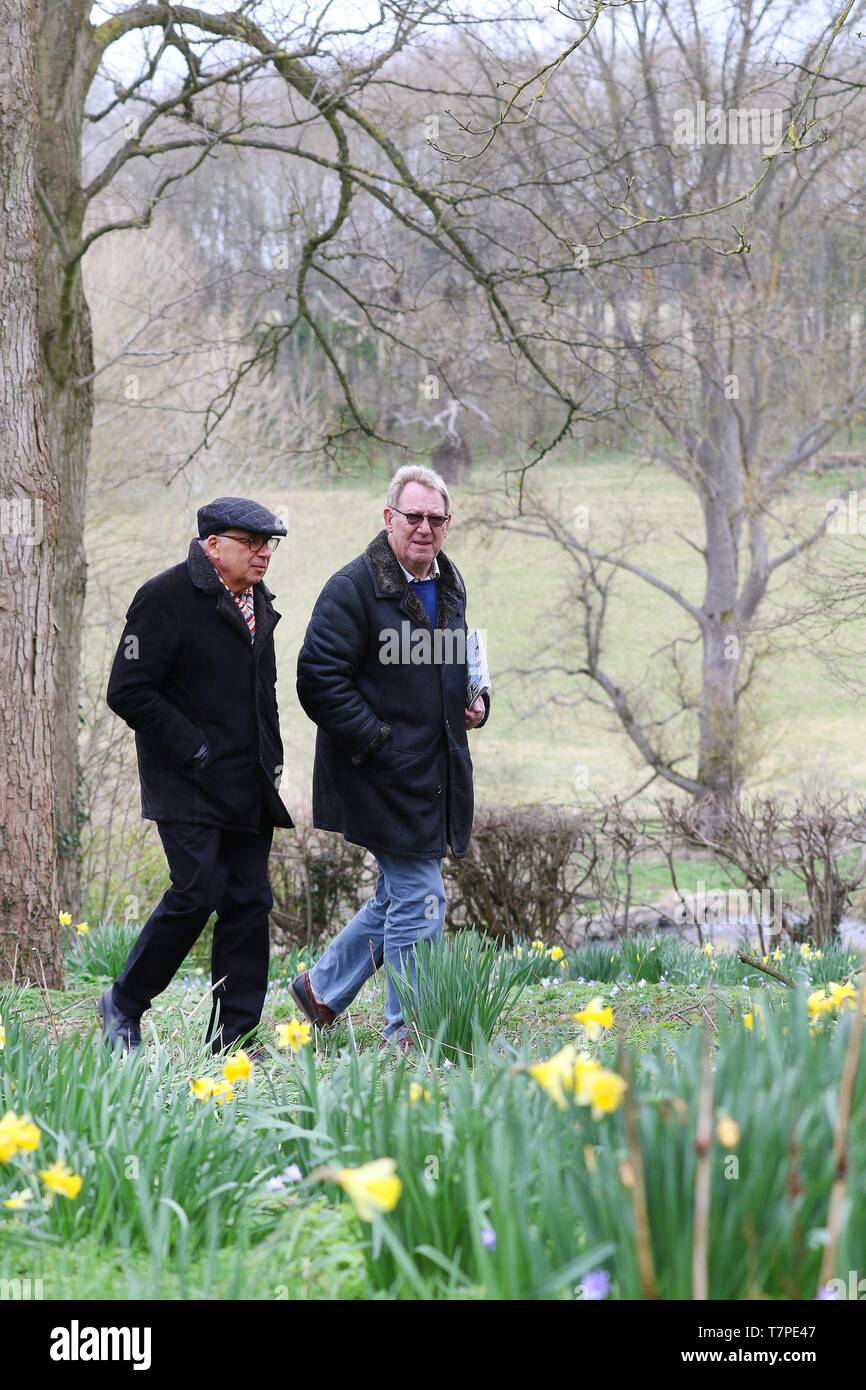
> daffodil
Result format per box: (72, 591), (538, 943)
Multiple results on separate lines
(572, 1052), (602, 1103)
(585, 1068), (627, 1119)
(73, 921), (90, 935)
(276, 1017), (311, 1052)
(772, 948), (783, 961)
(807, 989), (834, 1019)
(829, 981), (857, 1011)
(2, 1189), (33, 1209)
(212, 1080), (234, 1105)
(223, 1050), (252, 1084)
(408, 1082), (431, 1106)
(531, 939), (545, 954)
(717, 1116), (740, 1148)
(548, 946), (564, 962)
(331, 1158), (402, 1221)
(573, 996), (614, 1041)
(800, 943), (813, 960)
(743, 1012), (754, 1030)
(0, 1111), (40, 1162)
(39, 1161), (82, 1199)
(190, 1077), (217, 1102)
(58, 911), (72, 927)
(527, 1044), (578, 1110)
(703, 942), (714, 956)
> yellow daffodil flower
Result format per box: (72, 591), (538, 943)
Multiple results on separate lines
(743, 1012), (753, 1030)
(772, 948), (783, 961)
(585, 1068), (627, 1119)
(223, 1050), (252, 1084)
(527, 1044), (578, 1110)
(717, 1116), (740, 1148)
(212, 1080), (234, 1105)
(2, 1189), (33, 1209)
(0, 1111), (40, 1162)
(829, 981), (857, 1011)
(332, 1158), (402, 1221)
(572, 1053), (602, 1103)
(548, 946), (565, 962)
(276, 1017), (311, 1052)
(58, 912), (72, 927)
(39, 1161), (82, 1199)
(531, 939), (545, 954)
(703, 942), (714, 956)
(807, 989), (834, 1019)
(573, 996), (614, 1041)
(191, 1077), (217, 1102)
(408, 1082), (431, 1106)
(74, 921), (90, 935)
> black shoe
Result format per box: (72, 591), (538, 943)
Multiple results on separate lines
(97, 988), (142, 1054)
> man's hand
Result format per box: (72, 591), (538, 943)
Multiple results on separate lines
(464, 696), (485, 730)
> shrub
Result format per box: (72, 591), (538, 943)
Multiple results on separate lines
(444, 805), (597, 944)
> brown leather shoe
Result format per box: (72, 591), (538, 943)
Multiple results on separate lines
(290, 971), (339, 1028)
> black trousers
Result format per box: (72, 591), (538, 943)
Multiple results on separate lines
(113, 820), (275, 1051)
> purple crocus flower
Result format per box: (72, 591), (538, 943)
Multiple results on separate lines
(480, 1224), (497, 1251)
(579, 1268), (611, 1300)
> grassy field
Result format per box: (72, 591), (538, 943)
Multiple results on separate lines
(84, 451), (866, 826)
(2, 930), (864, 1300)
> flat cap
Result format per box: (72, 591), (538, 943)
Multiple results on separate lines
(197, 496), (287, 539)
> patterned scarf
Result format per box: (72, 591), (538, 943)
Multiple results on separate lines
(217, 574), (255, 641)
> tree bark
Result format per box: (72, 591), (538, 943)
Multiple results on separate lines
(0, 0), (63, 984)
(35, 0), (96, 915)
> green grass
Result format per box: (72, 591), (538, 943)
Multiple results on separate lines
(3, 952), (863, 1299)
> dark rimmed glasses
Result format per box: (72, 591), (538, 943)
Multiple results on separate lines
(390, 506), (450, 529)
(217, 531), (282, 553)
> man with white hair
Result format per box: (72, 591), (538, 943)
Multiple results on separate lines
(294, 465), (489, 1054)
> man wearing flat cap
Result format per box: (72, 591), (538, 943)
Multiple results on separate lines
(101, 497), (293, 1054)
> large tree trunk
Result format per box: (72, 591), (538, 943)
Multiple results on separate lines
(36, 0), (96, 916)
(0, 0), (63, 984)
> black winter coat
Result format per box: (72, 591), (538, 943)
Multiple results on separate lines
(106, 540), (293, 832)
(296, 529), (489, 859)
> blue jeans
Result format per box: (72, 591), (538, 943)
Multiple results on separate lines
(309, 851), (446, 1041)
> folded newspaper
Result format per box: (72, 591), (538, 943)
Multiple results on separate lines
(466, 627), (492, 706)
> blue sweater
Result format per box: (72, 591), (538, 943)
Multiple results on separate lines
(413, 576), (438, 626)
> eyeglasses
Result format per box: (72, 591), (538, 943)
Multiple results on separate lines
(217, 532), (282, 553)
(390, 506), (450, 529)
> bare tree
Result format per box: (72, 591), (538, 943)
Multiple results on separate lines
(475, 1), (866, 823)
(0, 0), (62, 985)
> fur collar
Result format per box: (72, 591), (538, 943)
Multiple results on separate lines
(185, 538), (278, 651)
(186, 538), (275, 601)
(364, 528), (465, 631)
